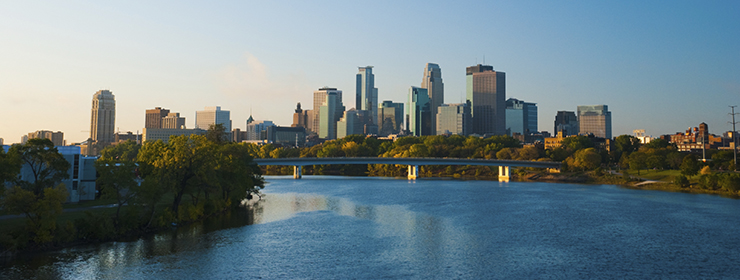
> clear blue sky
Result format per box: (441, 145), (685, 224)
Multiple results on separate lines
(1, 0), (738, 144)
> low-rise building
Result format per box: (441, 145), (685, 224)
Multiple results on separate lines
(142, 128), (206, 143)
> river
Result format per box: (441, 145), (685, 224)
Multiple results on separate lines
(2, 176), (740, 279)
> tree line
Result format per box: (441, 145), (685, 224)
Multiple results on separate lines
(0, 125), (263, 253)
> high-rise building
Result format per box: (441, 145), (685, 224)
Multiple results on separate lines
(313, 87), (344, 139)
(466, 64), (506, 136)
(378, 100), (404, 136)
(196, 106), (231, 131)
(356, 66), (378, 126)
(90, 89), (116, 155)
(437, 102), (471, 136)
(407, 87), (432, 136)
(421, 63), (444, 135)
(505, 98), (538, 135)
(145, 107), (170, 129)
(554, 111), (579, 136)
(162, 112), (186, 129)
(337, 109), (361, 139)
(578, 105), (612, 139)
(28, 130), (64, 146)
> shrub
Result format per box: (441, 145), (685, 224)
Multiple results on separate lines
(673, 175), (690, 188)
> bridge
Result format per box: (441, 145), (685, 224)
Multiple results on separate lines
(253, 157), (562, 182)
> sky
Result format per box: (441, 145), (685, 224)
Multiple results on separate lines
(1, 0), (738, 144)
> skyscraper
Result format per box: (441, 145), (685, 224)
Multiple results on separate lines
(437, 102), (471, 136)
(313, 87), (344, 140)
(421, 63), (444, 135)
(554, 111), (579, 136)
(378, 100), (404, 136)
(356, 66), (378, 126)
(407, 87), (432, 136)
(195, 106), (231, 131)
(578, 105), (612, 139)
(505, 98), (538, 135)
(145, 107), (170, 129)
(90, 89), (115, 155)
(466, 64), (506, 136)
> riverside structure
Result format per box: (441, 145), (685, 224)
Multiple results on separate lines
(253, 157), (562, 182)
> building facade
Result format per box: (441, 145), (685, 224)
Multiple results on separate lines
(505, 98), (538, 135)
(195, 106), (231, 131)
(421, 63), (444, 135)
(313, 87), (344, 140)
(142, 128), (206, 143)
(292, 102), (309, 130)
(437, 102), (471, 136)
(466, 64), (506, 136)
(378, 101), (404, 136)
(337, 109), (361, 139)
(266, 126), (306, 147)
(554, 111), (579, 136)
(145, 107), (170, 129)
(246, 120), (275, 140)
(90, 89), (116, 155)
(162, 112), (186, 129)
(28, 130), (64, 146)
(407, 86), (432, 136)
(578, 105), (612, 139)
(356, 66), (378, 126)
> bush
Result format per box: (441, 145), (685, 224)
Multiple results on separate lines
(673, 175), (690, 188)
(698, 174), (719, 190)
(720, 173), (740, 192)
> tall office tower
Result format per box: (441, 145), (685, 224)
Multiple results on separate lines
(554, 111), (579, 136)
(337, 109), (361, 139)
(524, 101), (538, 134)
(505, 98), (539, 135)
(162, 113), (186, 129)
(28, 130), (64, 146)
(466, 64), (506, 136)
(90, 89), (116, 154)
(578, 105), (612, 139)
(437, 102), (471, 136)
(196, 106), (231, 131)
(313, 87), (345, 139)
(378, 100), (404, 136)
(421, 63), (444, 135)
(356, 66), (378, 126)
(145, 107), (170, 128)
(407, 87), (432, 136)
(292, 103), (309, 129)
(20, 135), (28, 144)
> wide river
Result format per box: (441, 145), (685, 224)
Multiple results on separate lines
(2, 176), (740, 279)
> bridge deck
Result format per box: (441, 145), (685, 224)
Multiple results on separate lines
(253, 157), (561, 169)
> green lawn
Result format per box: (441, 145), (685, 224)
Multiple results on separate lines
(633, 169), (682, 182)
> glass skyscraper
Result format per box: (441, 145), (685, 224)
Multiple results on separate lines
(421, 63), (443, 135)
(466, 64), (506, 136)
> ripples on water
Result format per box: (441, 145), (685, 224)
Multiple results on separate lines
(2, 176), (740, 279)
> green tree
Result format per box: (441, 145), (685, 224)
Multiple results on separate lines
(9, 138), (71, 195)
(680, 154), (701, 177)
(96, 141), (142, 226)
(628, 152), (647, 175)
(613, 135), (641, 161)
(206, 123), (229, 144)
(572, 148), (601, 170)
(673, 175), (690, 188)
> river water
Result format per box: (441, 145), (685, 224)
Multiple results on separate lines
(2, 176), (740, 279)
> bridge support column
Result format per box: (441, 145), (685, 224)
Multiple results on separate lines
(293, 165), (302, 179)
(408, 165), (419, 180)
(498, 166), (510, 182)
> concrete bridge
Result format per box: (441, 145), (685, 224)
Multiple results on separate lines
(253, 157), (561, 182)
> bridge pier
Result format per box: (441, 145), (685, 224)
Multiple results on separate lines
(408, 165), (419, 180)
(294, 165), (302, 179)
(498, 166), (510, 182)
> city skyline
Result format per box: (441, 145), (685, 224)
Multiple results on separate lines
(1, 1), (738, 143)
